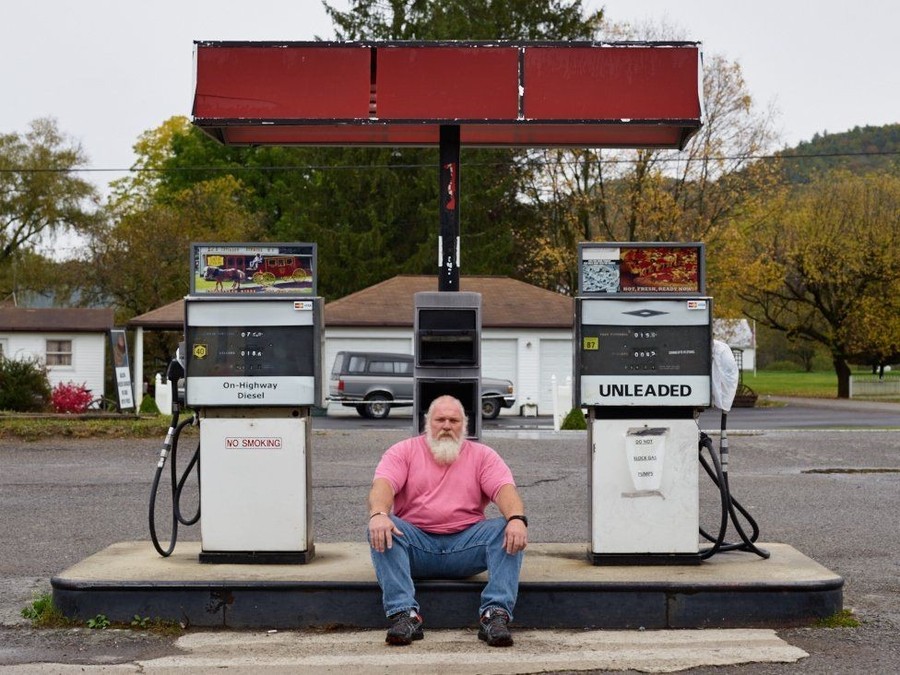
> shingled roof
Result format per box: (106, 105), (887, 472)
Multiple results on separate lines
(127, 300), (184, 330)
(325, 276), (573, 328)
(0, 307), (114, 332)
(128, 276), (574, 330)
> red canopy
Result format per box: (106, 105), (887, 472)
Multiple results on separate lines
(192, 41), (703, 149)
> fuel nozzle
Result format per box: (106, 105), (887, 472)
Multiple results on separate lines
(167, 342), (186, 382)
(165, 343), (187, 411)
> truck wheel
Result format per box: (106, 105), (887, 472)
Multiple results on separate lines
(481, 397), (501, 420)
(355, 404), (370, 419)
(365, 394), (392, 419)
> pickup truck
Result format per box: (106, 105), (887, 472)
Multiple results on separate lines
(328, 351), (516, 420)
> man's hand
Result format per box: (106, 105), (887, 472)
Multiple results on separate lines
(369, 513), (403, 553)
(368, 478), (398, 552)
(494, 484), (528, 554)
(503, 518), (528, 554)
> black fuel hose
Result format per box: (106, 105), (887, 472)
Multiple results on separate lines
(148, 369), (201, 557)
(698, 412), (770, 560)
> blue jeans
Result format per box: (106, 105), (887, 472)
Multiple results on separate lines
(368, 515), (523, 620)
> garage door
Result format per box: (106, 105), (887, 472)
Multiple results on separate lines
(481, 339), (518, 384)
(539, 340), (573, 413)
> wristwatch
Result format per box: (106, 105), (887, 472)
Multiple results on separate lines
(506, 514), (528, 527)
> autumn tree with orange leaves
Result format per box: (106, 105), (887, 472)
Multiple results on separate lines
(717, 170), (900, 398)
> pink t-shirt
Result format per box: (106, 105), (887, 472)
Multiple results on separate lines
(374, 435), (515, 534)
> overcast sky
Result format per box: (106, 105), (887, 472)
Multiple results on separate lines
(3, 0), (898, 202)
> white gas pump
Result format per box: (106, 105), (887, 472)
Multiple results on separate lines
(576, 243), (711, 565)
(150, 242), (322, 564)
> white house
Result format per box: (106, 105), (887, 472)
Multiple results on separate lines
(713, 318), (757, 371)
(0, 306), (114, 397)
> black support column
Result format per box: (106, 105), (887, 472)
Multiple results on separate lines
(439, 125), (460, 291)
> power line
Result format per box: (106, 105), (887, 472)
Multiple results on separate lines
(2, 149), (900, 174)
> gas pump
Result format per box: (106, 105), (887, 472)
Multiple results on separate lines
(576, 242), (768, 565)
(149, 242), (322, 564)
(576, 243), (711, 565)
(413, 291), (482, 438)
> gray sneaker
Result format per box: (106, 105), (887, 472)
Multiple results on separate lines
(386, 609), (424, 645)
(478, 607), (513, 647)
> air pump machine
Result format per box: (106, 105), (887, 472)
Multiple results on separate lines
(413, 291), (483, 439)
(576, 242), (712, 565)
(151, 242), (322, 564)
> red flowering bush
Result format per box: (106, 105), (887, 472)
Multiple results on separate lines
(51, 382), (94, 414)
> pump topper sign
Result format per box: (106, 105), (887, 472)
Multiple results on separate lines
(578, 242), (704, 296)
(191, 242), (317, 296)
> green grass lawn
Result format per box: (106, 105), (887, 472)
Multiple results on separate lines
(0, 414), (172, 441)
(742, 371), (838, 398)
(743, 369), (900, 401)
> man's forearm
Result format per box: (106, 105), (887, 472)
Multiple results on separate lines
(368, 477), (395, 515)
(494, 483), (525, 519)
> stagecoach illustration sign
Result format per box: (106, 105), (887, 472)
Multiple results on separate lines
(191, 242), (317, 296)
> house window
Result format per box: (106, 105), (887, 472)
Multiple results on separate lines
(46, 339), (73, 366)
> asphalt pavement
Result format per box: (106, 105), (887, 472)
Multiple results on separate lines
(320, 395), (900, 432)
(1, 397), (898, 672)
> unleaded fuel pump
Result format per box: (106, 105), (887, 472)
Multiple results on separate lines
(574, 242), (768, 565)
(575, 242), (765, 565)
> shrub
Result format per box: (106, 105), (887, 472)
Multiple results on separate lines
(0, 355), (52, 412)
(139, 395), (161, 415)
(51, 381), (95, 413)
(561, 407), (587, 430)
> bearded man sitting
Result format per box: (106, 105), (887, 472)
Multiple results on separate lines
(366, 395), (529, 647)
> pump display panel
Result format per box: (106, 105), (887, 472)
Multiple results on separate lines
(576, 297), (712, 407)
(185, 297), (322, 407)
(185, 326), (315, 378)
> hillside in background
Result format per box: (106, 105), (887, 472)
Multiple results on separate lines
(779, 123), (900, 182)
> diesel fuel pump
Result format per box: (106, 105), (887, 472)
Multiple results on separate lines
(149, 242), (322, 564)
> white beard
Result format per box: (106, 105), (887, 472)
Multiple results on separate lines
(427, 434), (463, 465)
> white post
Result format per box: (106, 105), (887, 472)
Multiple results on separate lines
(155, 373), (172, 415)
(551, 374), (560, 431)
(133, 326), (144, 410)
